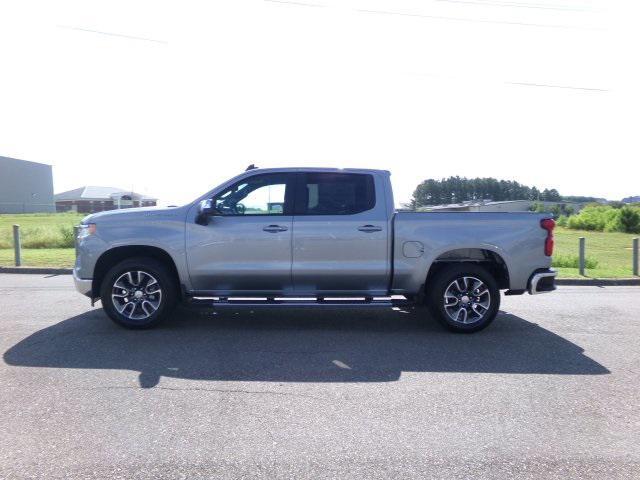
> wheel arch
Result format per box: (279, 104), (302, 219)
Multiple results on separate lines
(92, 245), (181, 299)
(424, 248), (510, 291)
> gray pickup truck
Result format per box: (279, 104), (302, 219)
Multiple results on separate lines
(74, 167), (556, 332)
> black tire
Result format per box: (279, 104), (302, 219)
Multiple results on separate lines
(100, 257), (177, 329)
(426, 264), (500, 333)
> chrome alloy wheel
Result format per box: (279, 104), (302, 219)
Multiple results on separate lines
(111, 270), (162, 321)
(443, 276), (491, 324)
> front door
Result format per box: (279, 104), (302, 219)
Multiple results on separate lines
(186, 173), (295, 294)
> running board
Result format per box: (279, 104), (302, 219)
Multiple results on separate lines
(186, 296), (411, 309)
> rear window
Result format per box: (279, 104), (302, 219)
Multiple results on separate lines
(296, 173), (375, 215)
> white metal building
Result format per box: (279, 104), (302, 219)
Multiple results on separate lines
(0, 156), (55, 213)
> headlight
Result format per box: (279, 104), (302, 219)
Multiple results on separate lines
(77, 223), (96, 238)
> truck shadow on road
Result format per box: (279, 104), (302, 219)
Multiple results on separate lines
(4, 307), (609, 387)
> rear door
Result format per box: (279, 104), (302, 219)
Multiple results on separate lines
(291, 172), (390, 294)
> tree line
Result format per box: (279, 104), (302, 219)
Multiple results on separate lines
(411, 176), (562, 207)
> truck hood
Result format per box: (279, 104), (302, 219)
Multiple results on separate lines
(82, 205), (186, 224)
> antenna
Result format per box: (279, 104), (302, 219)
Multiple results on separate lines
(245, 164), (257, 171)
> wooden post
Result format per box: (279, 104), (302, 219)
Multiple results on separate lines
(578, 237), (585, 276)
(633, 238), (639, 277)
(13, 225), (21, 267)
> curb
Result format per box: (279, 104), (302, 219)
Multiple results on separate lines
(1, 267), (639, 286)
(556, 278), (640, 286)
(0, 267), (72, 275)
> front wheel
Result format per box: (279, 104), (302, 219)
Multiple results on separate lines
(426, 264), (500, 333)
(100, 257), (177, 329)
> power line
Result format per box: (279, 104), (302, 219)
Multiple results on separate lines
(356, 8), (603, 30)
(58, 25), (168, 44)
(506, 81), (608, 92)
(263, 0), (326, 7)
(434, 0), (592, 12)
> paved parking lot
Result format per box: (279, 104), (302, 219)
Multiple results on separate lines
(0, 274), (639, 479)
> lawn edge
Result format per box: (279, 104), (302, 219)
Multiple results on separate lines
(0, 266), (73, 275)
(555, 278), (640, 286)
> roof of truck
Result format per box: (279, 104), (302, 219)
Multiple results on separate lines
(239, 167), (391, 175)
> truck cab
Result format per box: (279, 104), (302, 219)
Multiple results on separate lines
(186, 169), (393, 296)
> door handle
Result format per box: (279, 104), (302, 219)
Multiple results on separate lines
(263, 224), (288, 233)
(358, 225), (382, 233)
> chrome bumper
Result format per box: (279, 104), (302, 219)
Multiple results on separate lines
(528, 269), (557, 295)
(73, 269), (93, 297)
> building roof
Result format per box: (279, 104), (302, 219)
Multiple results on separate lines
(54, 186), (157, 201)
(0, 155), (51, 167)
(425, 199), (582, 210)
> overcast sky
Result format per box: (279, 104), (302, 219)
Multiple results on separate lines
(0, 0), (637, 206)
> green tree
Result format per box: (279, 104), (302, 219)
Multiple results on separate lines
(411, 177), (561, 207)
(619, 206), (640, 233)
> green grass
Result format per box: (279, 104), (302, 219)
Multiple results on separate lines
(0, 213), (83, 268)
(552, 253), (598, 270)
(0, 215), (638, 277)
(553, 226), (638, 278)
(0, 213), (84, 249)
(0, 248), (76, 268)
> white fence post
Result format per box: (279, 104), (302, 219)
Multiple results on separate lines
(578, 237), (585, 276)
(633, 238), (639, 277)
(13, 225), (21, 267)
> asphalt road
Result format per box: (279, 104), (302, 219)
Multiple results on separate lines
(0, 274), (638, 479)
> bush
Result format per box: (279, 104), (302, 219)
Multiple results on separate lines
(556, 215), (569, 227)
(567, 205), (640, 233)
(552, 254), (598, 269)
(529, 202), (576, 218)
(603, 209), (622, 233)
(566, 205), (640, 233)
(619, 206), (640, 234)
(57, 225), (76, 248)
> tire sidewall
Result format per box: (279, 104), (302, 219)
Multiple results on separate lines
(427, 264), (500, 333)
(100, 258), (176, 329)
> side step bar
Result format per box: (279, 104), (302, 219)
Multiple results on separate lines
(187, 296), (411, 309)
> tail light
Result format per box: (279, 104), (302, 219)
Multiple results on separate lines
(540, 218), (555, 256)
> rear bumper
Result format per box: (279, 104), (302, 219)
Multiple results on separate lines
(73, 269), (93, 297)
(528, 268), (557, 295)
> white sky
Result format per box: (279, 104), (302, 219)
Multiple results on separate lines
(0, 0), (638, 206)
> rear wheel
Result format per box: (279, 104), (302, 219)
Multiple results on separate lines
(426, 264), (500, 333)
(100, 257), (177, 329)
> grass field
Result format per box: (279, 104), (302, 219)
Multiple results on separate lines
(553, 226), (638, 278)
(0, 214), (638, 277)
(0, 213), (84, 249)
(0, 248), (76, 268)
(0, 213), (83, 268)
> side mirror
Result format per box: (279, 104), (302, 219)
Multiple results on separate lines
(196, 199), (218, 225)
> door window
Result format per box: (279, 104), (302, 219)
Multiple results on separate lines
(295, 173), (375, 215)
(213, 174), (291, 216)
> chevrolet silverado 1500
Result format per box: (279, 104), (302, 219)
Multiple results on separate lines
(74, 167), (556, 332)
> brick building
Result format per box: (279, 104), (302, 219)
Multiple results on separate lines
(54, 186), (157, 213)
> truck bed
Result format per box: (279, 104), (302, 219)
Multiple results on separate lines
(391, 211), (551, 293)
